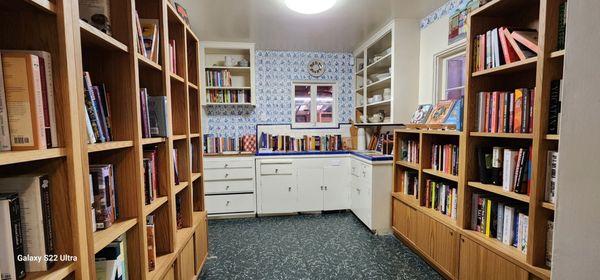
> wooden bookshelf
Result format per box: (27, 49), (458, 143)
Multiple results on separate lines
(391, 1), (565, 279)
(0, 0), (207, 279)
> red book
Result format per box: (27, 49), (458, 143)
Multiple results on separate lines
(479, 35), (486, 71)
(508, 91), (515, 133)
(512, 30), (539, 54)
(498, 92), (505, 133)
(499, 27), (520, 63)
(484, 92), (490, 132)
(502, 28), (527, 60)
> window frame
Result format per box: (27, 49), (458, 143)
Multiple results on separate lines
(433, 43), (467, 102)
(291, 81), (338, 128)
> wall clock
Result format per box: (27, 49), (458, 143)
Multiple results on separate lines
(308, 59), (325, 77)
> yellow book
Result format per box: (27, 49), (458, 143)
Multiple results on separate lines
(431, 182), (436, 209)
(485, 199), (492, 237)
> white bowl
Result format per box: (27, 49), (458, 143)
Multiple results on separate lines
(372, 95), (383, 102)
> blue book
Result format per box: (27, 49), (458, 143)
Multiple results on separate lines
(445, 97), (464, 131)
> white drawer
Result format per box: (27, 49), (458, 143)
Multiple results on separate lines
(205, 180), (254, 194)
(260, 163), (293, 175)
(206, 194), (255, 214)
(204, 168), (254, 181)
(204, 158), (254, 169)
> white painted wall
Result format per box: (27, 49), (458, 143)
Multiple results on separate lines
(552, 1), (600, 279)
(417, 15), (465, 105)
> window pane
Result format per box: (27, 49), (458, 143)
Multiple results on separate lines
(294, 85), (311, 123)
(446, 88), (464, 100)
(445, 54), (466, 95)
(316, 85), (333, 123)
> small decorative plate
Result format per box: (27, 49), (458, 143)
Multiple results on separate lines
(308, 59), (325, 77)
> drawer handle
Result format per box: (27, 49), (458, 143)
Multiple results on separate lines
(324, 186), (328, 191)
(226, 201), (230, 206)
(224, 164), (229, 168)
(226, 185), (230, 190)
(225, 173), (229, 178)
(275, 168), (279, 173)
(320, 186), (324, 190)
(288, 187), (292, 192)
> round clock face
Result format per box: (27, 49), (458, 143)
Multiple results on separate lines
(308, 59), (325, 77)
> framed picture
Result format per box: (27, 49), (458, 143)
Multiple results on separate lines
(410, 104), (433, 124)
(427, 100), (456, 124)
(448, 0), (481, 45)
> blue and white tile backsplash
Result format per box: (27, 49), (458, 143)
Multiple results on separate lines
(204, 50), (354, 138)
(420, 0), (474, 29)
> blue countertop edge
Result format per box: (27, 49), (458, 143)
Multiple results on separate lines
(254, 151), (393, 162)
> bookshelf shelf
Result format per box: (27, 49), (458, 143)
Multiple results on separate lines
(550, 49), (565, 59)
(420, 207), (457, 228)
(170, 72), (185, 83)
(141, 137), (166, 145)
(205, 66), (251, 70)
(391, 192), (420, 209)
(395, 160), (420, 170)
(137, 53), (163, 71)
(468, 182), (530, 203)
(470, 132), (534, 139)
(545, 134), (560, 141)
(87, 141), (134, 153)
(189, 133), (200, 138)
(147, 253), (176, 280)
(174, 181), (189, 194)
(422, 169), (459, 182)
(366, 76), (391, 91)
(471, 57), (537, 77)
(172, 134), (187, 141)
(188, 82), (199, 90)
(461, 230), (527, 264)
(366, 53), (392, 70)
(366, 99), (391, 108)
(0, 148), (67, 166)
(144, 196), (169, 216)
(191, 173), (202, 182)
(541, 202), (555, 211)
(24, 262), (76, 280)
(79, 20), (128, 52)
(92, 218), (137, 253)
(24, 0), (56, 14)
(421, 129), (462, 136)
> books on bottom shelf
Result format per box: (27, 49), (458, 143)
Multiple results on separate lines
(471, 193), (528, 254)
(95, 235), (128, 280)
(141, 89), (170, 138)
(84, 71), (113, 144)
(206, 89), (251, 104)
(143, 147), (159, 205)
(90, 164), (118, 232)
(146, 215), (156, 272)
(425, 179), (458, 221)
(401, 170), (418, 199)
(545, 151), (559, 204)
(259, 133), (347, 153)
(0, 51), (58, 151)
(476, 89), (535, 134)
(477, 146), (532, 195)
(0, 193), (26, 279)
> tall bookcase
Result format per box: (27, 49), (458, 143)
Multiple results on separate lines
(391, 0), (565, 279)
(0, 0), (207, 279)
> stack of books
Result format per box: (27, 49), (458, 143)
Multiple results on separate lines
(95, 235), (128, 280)
(206, 89), (250, 104)
(0, 174), (55, 279)
(205, 69), (232, 87)
(259, 133), (345, 153)
(476, 89), (535, 134)
(84, 72), (112, 144)
(425, 179), (458, 220)
(90, 164), (118, 232)
(431, 143), (459, 175)
(140, 89), (169, 138)
(401, 170), (419, 199)
(0, 51), (58, 151)
(477, 146), (532, 195)
(472, 27), (538, 72)
(400, 139), (419, 164)
(143, 146), (159, 205)
(470, 193), (529, 254)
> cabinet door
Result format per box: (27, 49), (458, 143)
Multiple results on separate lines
(459, 235), (529, 280)
(392, 199), (408, 237)
(297, 168), (324, 211)
(323, 165), (350, 210)
(260, 174), (297, 213)
(194, 214), (208, 274)
(431, 221), (458, 277)
(350, 183), (361, 216)
(179, 238), (196, 280)
(415, 211), (433, 256)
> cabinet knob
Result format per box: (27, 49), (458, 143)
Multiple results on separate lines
(225, 173), (229, 178)
(226, 201), (230, 206)
(224, 164), (228, 168)
(275, 168), (279, 173)
(226, 186), (230, 190)
(320, 186), (324, 190)
(324, 186), (328, 191)
(288, 187), (292, 192)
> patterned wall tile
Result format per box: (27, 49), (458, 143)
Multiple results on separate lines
(420, 0), (474, 29)
(205, 50), (354, 137)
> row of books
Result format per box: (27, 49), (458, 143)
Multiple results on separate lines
(545, 151), (559, 204)
(169, 40), (177, 74)
(431, 143), (459, 176)
(425, 180), (458, 221)
(90, 164), (119, 232)
(140, 88), (170, 138)
(203, 134), (256, 154)
(143, 147), (159, 205)
(0, 51), (58, 151)
(399, 140), (419, 164)
(206, 89), (251, 104)
(95, 235), (128, 280)
(401, 170), (418, 198)
(478, 146), (531, 195)
(548, 80), (564, 135)
(147, 215), (156, 272)
(476, 88), (535, 134)
(472, 27), (538, 72)
(557, 2), (567, 51)
(205, 70), (233, 87)
(84, 71), (113, 144)
(134, 12), (160, 63)
(470, 194), (529, 254)
(259, 133), (346, 152)
(0, 175), (55, 279)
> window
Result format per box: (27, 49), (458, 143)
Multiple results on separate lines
(434, 44), (467, 102)
(292, 82), (337, 127)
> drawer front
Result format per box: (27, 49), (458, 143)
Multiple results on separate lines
(260, 163), (293, 175)
(204, 158), (254, 169)
(205, 180), (254, 194)
(204, 168), (254, 181)
(206, 194), (255, 214)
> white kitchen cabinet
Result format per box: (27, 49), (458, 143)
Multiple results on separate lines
(297, 168), (324, 212)
(204, 156), (256, 216)
(260, 174), (297, 213)
(323, 165), (351, 210)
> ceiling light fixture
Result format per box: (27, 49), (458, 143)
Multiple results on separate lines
(285, 0), (336, 14)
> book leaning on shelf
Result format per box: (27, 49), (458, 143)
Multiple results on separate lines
(471, 193), (529, 254)
(90, 164), (117, 231)
(472, 26), (538, 72)
(0, 193), (26, 280)
(83, 71), (112, 144)
(1, 51), (58, 151)
(175, 194), (183, 229)
(95, 235), (128, 280)
(0, 174), (55, 273)
(476, 88), (535, 134)
(137, 16), (160, 63)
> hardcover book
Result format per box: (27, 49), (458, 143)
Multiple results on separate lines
(0, 193), (26, 280)
(90, 164), (116, 230)
(148, 96), (169, 137)
(0, 53), (9, 151)
(140, 19), (160, 63)
(426, 100), (456, 124)
(409, 104), (433, 124)
(444, 98), (463, 131)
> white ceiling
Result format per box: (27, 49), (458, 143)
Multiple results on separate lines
(178, 0), (447, 52)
